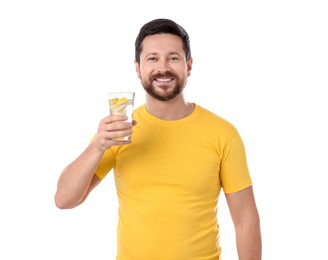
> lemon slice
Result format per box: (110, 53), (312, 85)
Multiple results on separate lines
(110, 97), (129, 115)
(109, 98), (119, 104)
(115, 97), (128, 105)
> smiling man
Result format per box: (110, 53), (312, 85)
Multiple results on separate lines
(55, 18), (262, 260)
(136, 33), (190, 102)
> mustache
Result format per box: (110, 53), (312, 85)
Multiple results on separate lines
(150, 72), (177, 81)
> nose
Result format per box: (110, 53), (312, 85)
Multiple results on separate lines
(157, 59), (170, 74)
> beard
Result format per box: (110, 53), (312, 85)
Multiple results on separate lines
(141, 71), (186, 101)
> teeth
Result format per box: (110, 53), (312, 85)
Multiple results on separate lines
(157, 78), (171, 82)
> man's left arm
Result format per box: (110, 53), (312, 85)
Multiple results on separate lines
(225, 185), (262, 260)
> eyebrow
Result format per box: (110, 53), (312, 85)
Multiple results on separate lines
(145, 51), (182, 57)
(145, 52), (158, 57)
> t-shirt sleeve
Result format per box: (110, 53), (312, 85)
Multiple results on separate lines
(89, 135), (115, 180)
(220, 130), (252, 194)
(95, 148), (115, 180)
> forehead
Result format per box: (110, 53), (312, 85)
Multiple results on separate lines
(140, 33), (184, 56)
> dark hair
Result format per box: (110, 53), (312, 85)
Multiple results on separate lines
(135, 18), (191, 64)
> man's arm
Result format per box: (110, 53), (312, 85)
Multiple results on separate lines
(54, 115), (135, 209)
(54, 142), (105, 209)
(225, 185), (262, 260)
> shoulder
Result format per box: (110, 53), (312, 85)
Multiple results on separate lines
(196, 105), (238, 133)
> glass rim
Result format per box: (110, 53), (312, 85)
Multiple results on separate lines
(108, 91), (135, 94)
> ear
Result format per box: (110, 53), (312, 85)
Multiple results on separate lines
(187, 57), (193, 77)
(135, 60), (141, 79)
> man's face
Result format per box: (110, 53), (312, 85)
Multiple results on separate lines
(135, 34), (192, 101)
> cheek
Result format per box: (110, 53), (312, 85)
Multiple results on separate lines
(139, 67), (152, 79)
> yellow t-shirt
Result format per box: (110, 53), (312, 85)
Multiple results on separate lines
(95, 104), (252, 260)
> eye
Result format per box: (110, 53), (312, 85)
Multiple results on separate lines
(170, 56), (179, 61)
(147, 57), (158, 61)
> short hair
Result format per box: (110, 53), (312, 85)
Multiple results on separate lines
(135, 18), (191, 63)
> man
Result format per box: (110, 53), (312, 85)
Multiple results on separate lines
(55, 18), (262, 260)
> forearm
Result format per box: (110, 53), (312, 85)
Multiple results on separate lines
(235, 218), (262, 260)
(54, 141), (104, 209)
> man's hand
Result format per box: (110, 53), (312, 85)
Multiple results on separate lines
(94, 115), (137, 151)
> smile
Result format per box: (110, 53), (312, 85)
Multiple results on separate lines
(155, 78), (173, 82)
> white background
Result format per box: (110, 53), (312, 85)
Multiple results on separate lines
(0, 0), (327, 259)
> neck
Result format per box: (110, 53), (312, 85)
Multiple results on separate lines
(145, 94), (195, 120)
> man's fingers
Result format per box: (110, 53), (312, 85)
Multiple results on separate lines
(102, 115), (128, 124)
(105, 128), (133, 140)
(103, 121), (133, 132)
